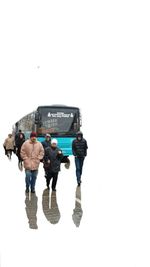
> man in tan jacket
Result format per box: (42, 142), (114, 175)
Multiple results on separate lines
(21, 132), (44, 193)
(3, 134), (15, 159)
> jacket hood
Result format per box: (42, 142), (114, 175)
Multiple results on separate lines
(76, 131), (83, 139)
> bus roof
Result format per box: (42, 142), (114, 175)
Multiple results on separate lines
(37, 105), (80, 110)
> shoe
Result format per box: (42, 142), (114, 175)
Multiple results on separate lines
(78, 182), (81, 187)
(52, 188), (56, 192)
(47, 185), (50, 190)
(31, 190), (35, 193)
(25, 188), (29, 193)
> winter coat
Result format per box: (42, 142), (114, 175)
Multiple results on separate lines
(3, 136), (15, 150)
(42, 140), (51, 150)
(15, 133), (25, 148)
(15, 132), (25, 145)
(21, 140), (44, 170)
(16, 138), (25, 160)
(44, 147), (63, 173)
(72, 138), (88, 157)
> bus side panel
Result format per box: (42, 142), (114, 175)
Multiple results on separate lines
(37, 137), (76, 156)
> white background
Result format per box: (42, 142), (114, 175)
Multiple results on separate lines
(0, 0), (150, 266)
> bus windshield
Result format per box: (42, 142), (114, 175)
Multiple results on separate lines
(37, 107), (79, 135)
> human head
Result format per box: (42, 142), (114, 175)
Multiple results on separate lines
(76, 131), (83, 141)
(8, 134), (12, 138)
(30, 132), (37, 142)
(51, 139), (58, 148)
(19, 129), (22, 133)
(45, 133), (51, 141)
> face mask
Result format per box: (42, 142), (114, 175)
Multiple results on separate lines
(77, 137), (82, 141)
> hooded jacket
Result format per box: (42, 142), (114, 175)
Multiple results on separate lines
(72, 132), (88, 157)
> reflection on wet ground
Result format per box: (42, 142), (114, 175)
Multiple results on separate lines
(72, 186), (83, 227)
(42, 189), (61, 225)
(24, 186), (83, 229)
(25, 192), (38, 229)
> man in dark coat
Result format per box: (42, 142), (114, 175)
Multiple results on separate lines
(72, 131), (88, 186)
(43, 139), (63, 191)
(42, 134), (51, 150)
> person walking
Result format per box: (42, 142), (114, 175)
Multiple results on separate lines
(72, 131), (88, 186)
(21, 132), (44, 193)
(42, 133), (52, 180)
(43, 139), (63, 191)
(15, 129), (25, 153)
(15, 131), (25, 170)
(3, 134), (15, 160)
(42, 134), (51, 150)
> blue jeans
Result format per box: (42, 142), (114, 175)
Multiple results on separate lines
(75, 157), (85, 183)
(25, 170), (38, 191)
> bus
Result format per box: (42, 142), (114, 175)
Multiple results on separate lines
(13, 105), (82, 159)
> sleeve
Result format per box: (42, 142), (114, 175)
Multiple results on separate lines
(41, 141), (45, 149)
(20, 143), (28, 160)
(84, 140), (88, 156)
(43, 147), (49, 162)
(72, 140), (77, 156)
(3, 139), (7, 147)
(57, 148), (64, 160)
(12, 137), (15, 146)
(23, 134), (25, 142)
(38, 144), (45, 160)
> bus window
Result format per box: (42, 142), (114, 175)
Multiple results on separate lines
(37, 107), (79, 135)
(15, 112), (35, 138)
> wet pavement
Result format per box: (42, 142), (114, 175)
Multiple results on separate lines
(42, 189), (61, 225)
(0, 155), (89, 267)
(25, 192), (38, 229)
(1, 153), (150, 267)
(72, 186), (83, 227)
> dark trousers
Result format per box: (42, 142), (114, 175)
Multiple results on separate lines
(6, 149), (13, 159)
(45, 171), (58, 190)
(16, 147), (23, 163)
(75, 157), (85, 183)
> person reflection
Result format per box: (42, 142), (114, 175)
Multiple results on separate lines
(25, 192), (38, 229)
(42, 189), (60, 224)
(72, 186), (83, 227)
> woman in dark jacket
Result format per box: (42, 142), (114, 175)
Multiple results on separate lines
(43, 139), (63, 191)
(15, 132), (25, 170)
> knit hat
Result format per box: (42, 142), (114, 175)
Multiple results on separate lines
(30, 132), (37, 138)
(51, 139), (58, 145)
